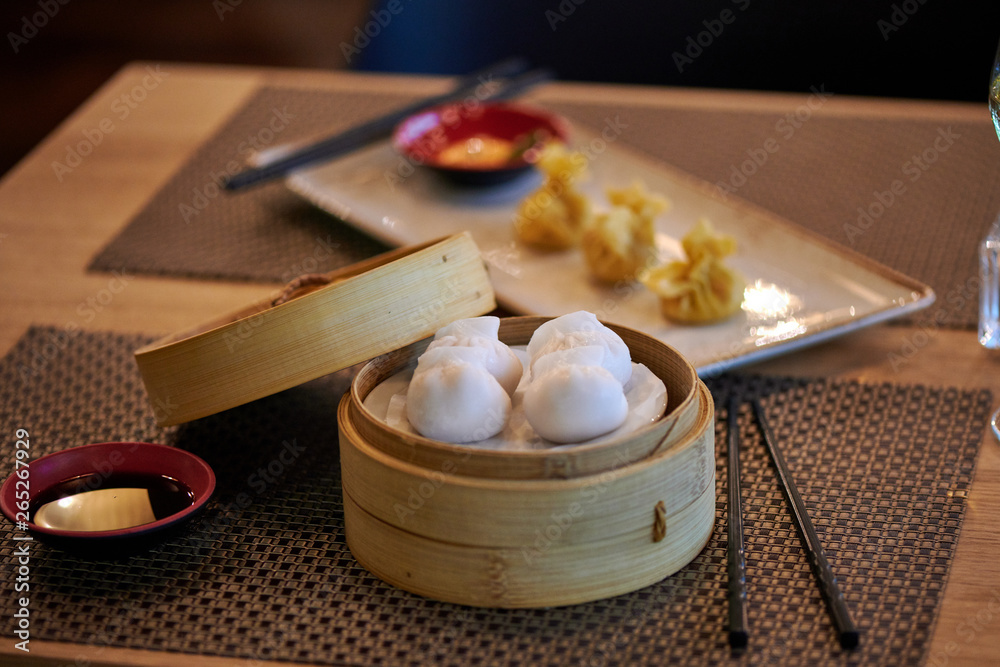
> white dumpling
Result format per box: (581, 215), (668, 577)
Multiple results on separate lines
(529, 345), (606, 380)
(406, 358), (511, 443)
(427, 336), (523, 395)
(434, 316), (501, 340)
(526, 311), (632, 386)
(523, 364), (628, 443)
(427, 317), (523, 395)
(526, 311), (601, 357)
(414, 345), (491, 373)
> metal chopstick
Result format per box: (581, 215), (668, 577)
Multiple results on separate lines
(726, 394), (750, 650)
(750, 397), (860, 650)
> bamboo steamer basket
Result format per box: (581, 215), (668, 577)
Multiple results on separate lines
(339, 316), (716, 608)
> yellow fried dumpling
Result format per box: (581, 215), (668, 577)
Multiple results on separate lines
(514, 189), (590, 249)
(640, 219), (745, 324)
(582, 182), (668, 283)
(513, 145), (591, 250)
(582, 206), (650, 283)
(607, 181), (669, 221)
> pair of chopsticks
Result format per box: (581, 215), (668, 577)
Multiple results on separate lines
(223, 57), (554, 191)
(726, 395), (860, 651)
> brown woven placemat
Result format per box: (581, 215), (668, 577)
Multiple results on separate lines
(0, 326), (989, 665)
(88, 89), (396, 285)
(89, 85), (1000, 329)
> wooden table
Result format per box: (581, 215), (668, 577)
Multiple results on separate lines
(1, 62), (998, 666)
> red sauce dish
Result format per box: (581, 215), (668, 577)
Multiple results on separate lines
(0, 441), (215, 543)
(392, 101), (571, 185)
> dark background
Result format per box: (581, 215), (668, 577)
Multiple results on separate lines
(2, 0), (999, 178)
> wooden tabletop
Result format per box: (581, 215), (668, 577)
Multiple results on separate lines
(1, 62), (998, 666)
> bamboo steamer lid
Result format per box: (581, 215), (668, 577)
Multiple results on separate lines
(338, 315), (716, 608)
(134, 233), (496, 426)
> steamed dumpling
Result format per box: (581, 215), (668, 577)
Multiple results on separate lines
(523, 364), (628, 443)
(526, 311), (632, 386)
(522, 311), (633, 443)
(530, 344), (606, 377)
(427, 316), (523, 395)
(433, 316), (502, 340)
(404, 316), (521, 443)
(414, 345), (496, 373)
(406, 358), (511, 443)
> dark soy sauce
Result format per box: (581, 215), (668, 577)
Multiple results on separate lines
(30, 473), (195, 532)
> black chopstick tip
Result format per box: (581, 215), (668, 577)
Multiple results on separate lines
(839, 629), (860, 650)
(728, 629), (748, 651)
(222, 173), (247, 191)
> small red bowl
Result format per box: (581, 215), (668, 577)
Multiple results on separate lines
(392, 101), (570, 185)
(0, 441), (215, 542)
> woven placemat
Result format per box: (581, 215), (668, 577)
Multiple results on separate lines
(88, 89), (396, 285)
(89, 85), (1000, 329)
(0, 326), (989, 665)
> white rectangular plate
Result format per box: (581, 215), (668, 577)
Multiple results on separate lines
(282, 125), (934, 375)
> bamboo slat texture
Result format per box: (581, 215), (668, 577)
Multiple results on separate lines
(134, 233), (495, 426)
